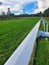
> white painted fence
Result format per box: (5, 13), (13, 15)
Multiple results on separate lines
(41, 17), (48, 40)
(41, 17), (48, 32)
(4, 20), (41, 65)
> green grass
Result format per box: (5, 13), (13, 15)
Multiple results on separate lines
(36, 39), (49, 65)
(35, 18), (49, 65)
(0, 17), (40, 65)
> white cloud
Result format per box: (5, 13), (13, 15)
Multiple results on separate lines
(35, 0), (49, 13)
(0, 0), (36, 14)
(0, 0), (49, 14)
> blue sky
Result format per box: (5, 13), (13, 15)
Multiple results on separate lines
(0, 0), (49, 15)
(23, 2), (38, 14)
(12, 1), (38, 14)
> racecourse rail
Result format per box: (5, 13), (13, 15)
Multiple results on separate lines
(4, 19), (41, 65)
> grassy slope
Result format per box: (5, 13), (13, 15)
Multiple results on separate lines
(36, 18), (49, 65)
(0, 17), (40, 65)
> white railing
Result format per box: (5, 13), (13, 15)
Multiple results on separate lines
(4, 20), (41, 65)
(41, 17), (48, 32)
(41, 17), (48, 40)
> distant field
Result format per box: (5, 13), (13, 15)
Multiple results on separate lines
(36, 18), (49, 65)
(0, 17), (40, 65)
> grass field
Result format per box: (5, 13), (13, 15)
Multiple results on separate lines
(0, 17), (49, 65)
(0, 17), (40, 65)
(35, 18), (49, 65)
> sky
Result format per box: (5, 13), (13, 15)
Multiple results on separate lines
(0, 0), (49, 15)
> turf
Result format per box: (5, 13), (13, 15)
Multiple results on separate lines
(0, 17), (40, 65)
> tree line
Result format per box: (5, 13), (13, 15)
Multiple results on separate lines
(0, 8), (49, 20)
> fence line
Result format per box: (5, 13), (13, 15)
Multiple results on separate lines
(4, 20), (41, 65)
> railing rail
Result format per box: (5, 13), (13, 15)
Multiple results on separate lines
(4, 20), (41, 65)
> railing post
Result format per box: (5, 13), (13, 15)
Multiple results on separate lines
(41, 17), (48, 40)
